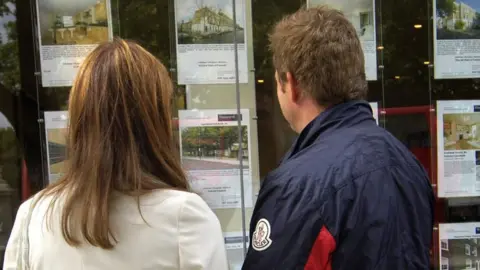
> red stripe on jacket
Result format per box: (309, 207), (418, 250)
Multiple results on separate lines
(304, 226), (336, 270)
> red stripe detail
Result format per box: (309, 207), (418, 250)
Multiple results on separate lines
(21, 159), (30, 201)
(304, 226), (336, 270)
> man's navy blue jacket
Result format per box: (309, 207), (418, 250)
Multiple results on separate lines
(242, 101), (434, 270)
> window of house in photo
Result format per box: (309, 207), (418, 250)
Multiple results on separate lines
(359, 11), (372, 29)
(441, 257), (449, 270)
(467, 244), (472, 255)
(467, 258), (473, 269)
(441, 239), (449, 250)
(474, 246), (478, 257)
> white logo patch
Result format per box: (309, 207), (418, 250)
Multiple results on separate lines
(252, 218), (272, 251)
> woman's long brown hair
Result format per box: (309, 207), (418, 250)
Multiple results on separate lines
(36, 38), (189, 249)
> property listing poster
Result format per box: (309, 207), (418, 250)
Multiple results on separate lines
(439, 222), (480, 270)
(307, 0), (378, 81)
(437, 100), (480, 197)
(433, 0), (480, 79)
(44, 111), (68, 183)
(369, 102), (379, 124)
(178, 109), (253, 209)
(174, 0), (248, 84)
(35, 0), (113, 87)
(224, 231), (249, 270)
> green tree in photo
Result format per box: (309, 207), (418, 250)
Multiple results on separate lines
(454, 20), (465, 30)
(473, 12), (480, 29)
(436, 0), (457, 19)
(0, 128), (20, 189)
(0, 1), (20, 93)
(181, 126), (247, 159)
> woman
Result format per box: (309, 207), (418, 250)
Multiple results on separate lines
(4, 39), (229, 270)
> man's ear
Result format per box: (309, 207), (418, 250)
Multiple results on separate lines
(286, 72), (300, 102)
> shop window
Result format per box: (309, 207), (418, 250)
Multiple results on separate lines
(0, 0), (22, 264)
(7, 0), (480, 268)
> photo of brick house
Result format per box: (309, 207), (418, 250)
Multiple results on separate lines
(441, 238), (480, 269)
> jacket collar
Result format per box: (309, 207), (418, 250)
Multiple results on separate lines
(282, 100), (375, 163)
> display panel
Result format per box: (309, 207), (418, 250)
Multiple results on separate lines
(307, 0), (378, 81)
(44, 111), (68, 183)
(439, 222), (480, 270)
(35, 0), (113, 87)
(370, 102), (379, 124)
(437, 100), (480, 197)
(433, 0), (480, 79)
(178, 109), (253, 209)
(173, 0), (248, 84)
(224, 231), (249, 270)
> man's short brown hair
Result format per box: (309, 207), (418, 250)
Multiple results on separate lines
(270, 6), (368, 106)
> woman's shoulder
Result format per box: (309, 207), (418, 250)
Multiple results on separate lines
(145, 190), (218, 225)
(142, 189), (211, 214)
(139, 189), (204, 205)
(115, 189), (214, 221)
(19, 192), (52, 216)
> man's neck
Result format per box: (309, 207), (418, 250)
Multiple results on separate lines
(293, 100), (325, 133)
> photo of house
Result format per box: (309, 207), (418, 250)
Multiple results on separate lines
(308, 0), (375, 41)
(176, 0), (245, 44)
(440, 238), (480, 269)
(47, 128), (66, 175)
(37, 0), (110, 45)
(443, 113), (480, 150)
(436, 0), (480, 39)
(180, 126), (249, 171)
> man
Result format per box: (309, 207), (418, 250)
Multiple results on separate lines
(242, 6), (434, 270)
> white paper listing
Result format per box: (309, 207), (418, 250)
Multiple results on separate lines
(224, 231), (249, 270)
(35, 0), (113, 87)
(433, 0), (480, 79)
(174, 0), (249, 84)
(44, 111), (68, 183)
(437, 100), (480, 197)
(439, 223), (480, 270)
(369, 102), (379, 124)
(179, 109), (253, 209)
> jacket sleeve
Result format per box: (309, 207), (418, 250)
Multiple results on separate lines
(3, 200), (31, 270)
(242, 167), (434, 270)
(178, 193), (229, 270)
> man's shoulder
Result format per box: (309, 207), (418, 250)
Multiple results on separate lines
(263, 127), (423, 196)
